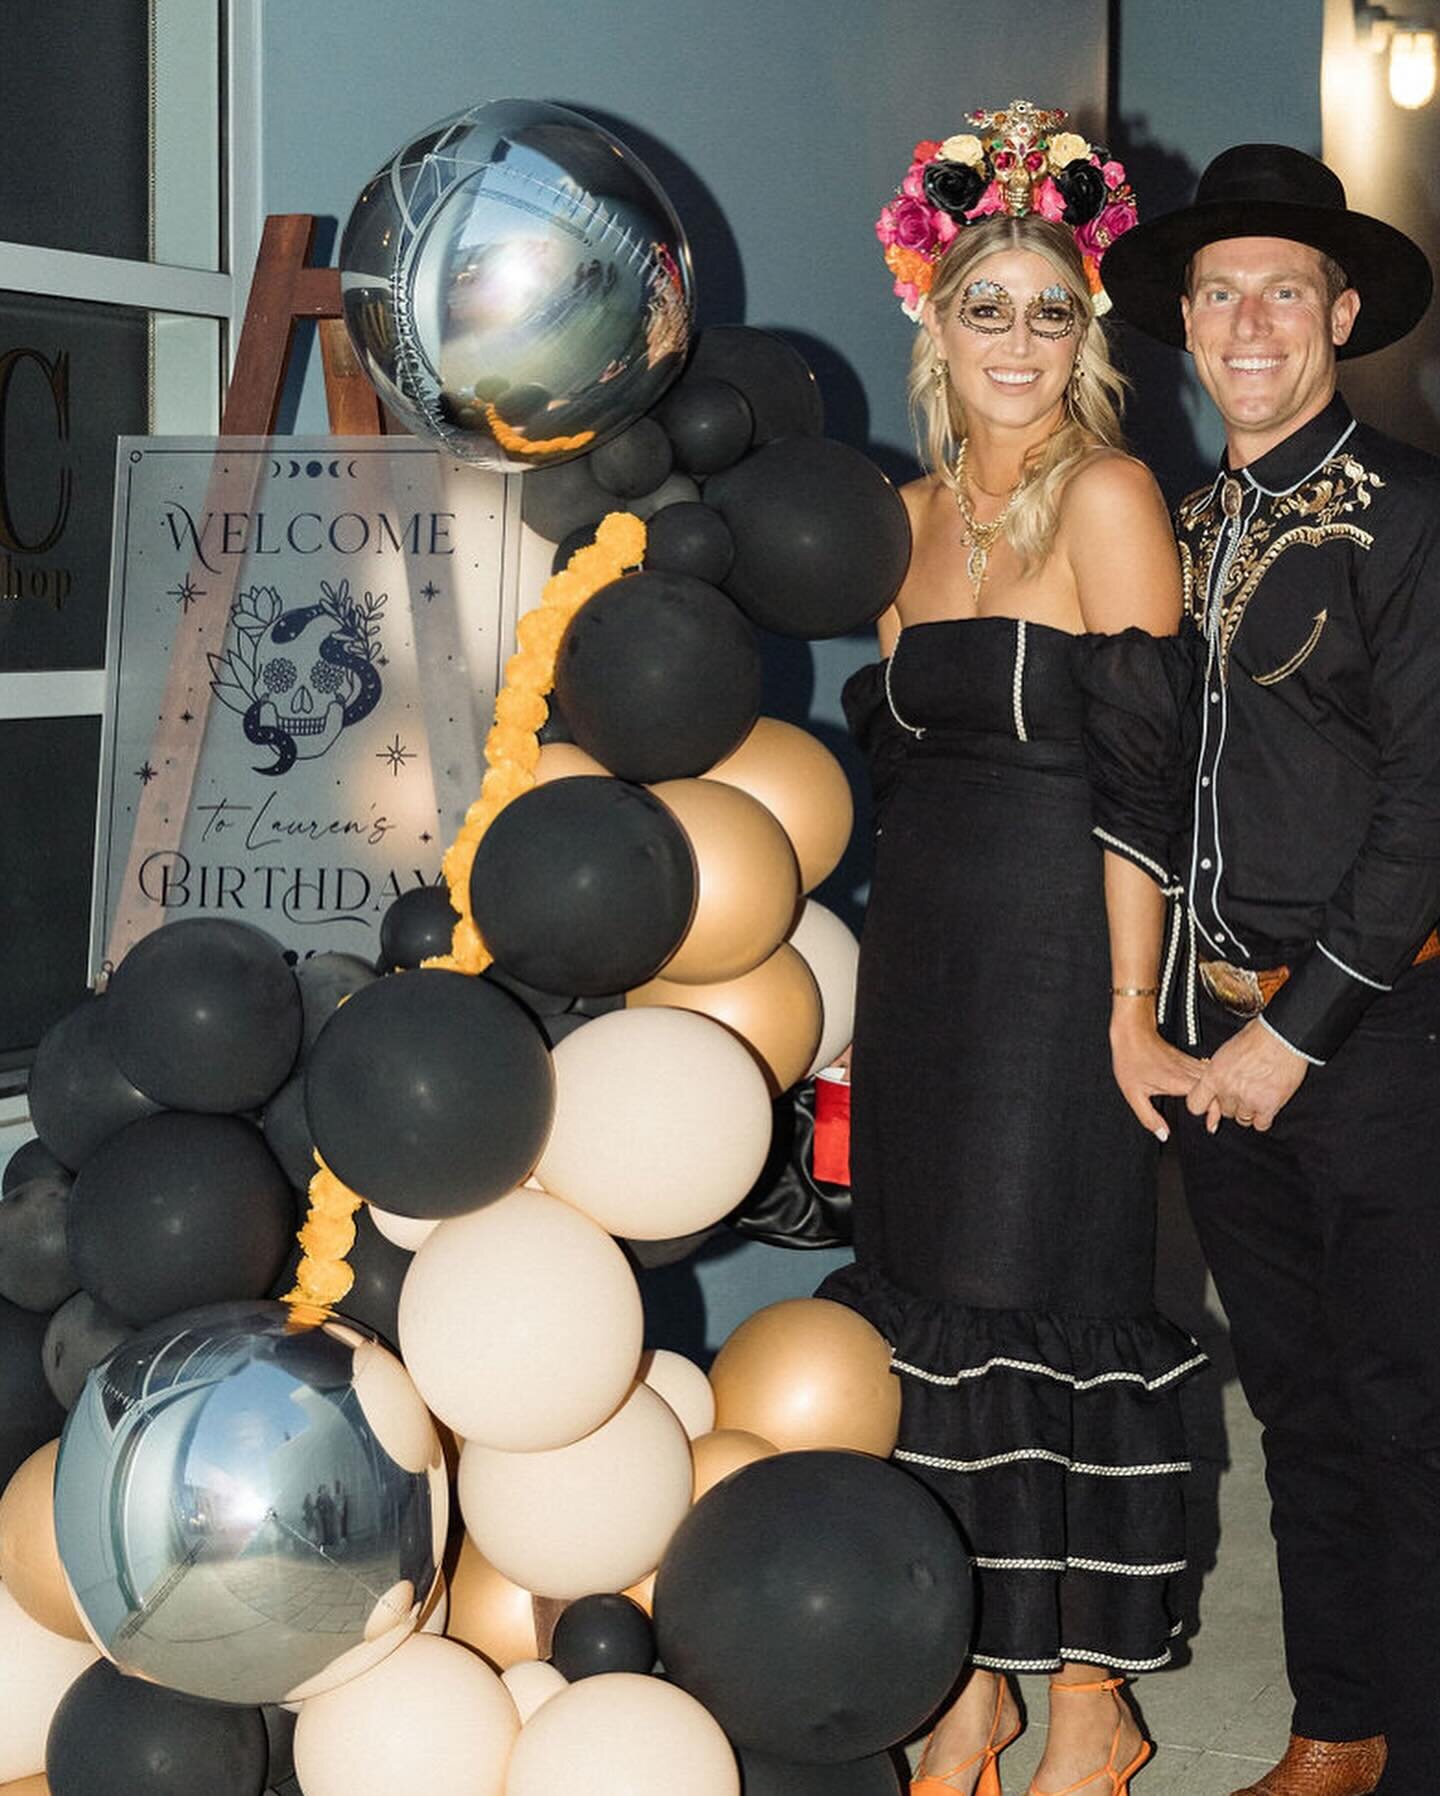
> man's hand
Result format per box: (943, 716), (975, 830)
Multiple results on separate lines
(1185, 1018), (1309, 1132)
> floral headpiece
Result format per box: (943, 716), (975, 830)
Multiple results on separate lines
(876, 100), (1138, 321)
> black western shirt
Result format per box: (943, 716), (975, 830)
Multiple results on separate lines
(1175, 392), (1440, 1062)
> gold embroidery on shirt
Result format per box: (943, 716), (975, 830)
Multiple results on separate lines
(1176, 452), (1382, 675)
(1251, 608), (1329, 686)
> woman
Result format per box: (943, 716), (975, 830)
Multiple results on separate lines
(818, 105), (1205, 1796)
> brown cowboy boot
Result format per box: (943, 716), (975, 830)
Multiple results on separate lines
(1232, 1733), (1387, 1796)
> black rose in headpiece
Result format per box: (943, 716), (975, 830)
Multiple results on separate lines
(923, 159), (985, 220)
(1054, 160), (1106, 226)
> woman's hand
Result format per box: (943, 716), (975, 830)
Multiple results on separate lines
(1109, 1009), (1207, 1142)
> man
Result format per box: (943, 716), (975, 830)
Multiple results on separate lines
(1105, 148), (1440, 1796)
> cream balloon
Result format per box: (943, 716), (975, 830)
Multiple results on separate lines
(788, 898), (861, 1075)
(535, 1008), (771, 1240)
(709, 1297), (901, 1456)
(293, 1633), (518, 1796)
(650, 779), (800, 983)
(640, 1349), (715, 1440)
(367, 1203), (439, 1250)
(445, 1535), (539, 1670)
(706, 716), (854, 891)
(690, 1427), (779, 1502)
(505, 1672), (739, 1796)
(458, 1383), (692, 1599)
(0, 1442), (87, 1641)
(501, 1658), (568, 1723)
(627, 943), (822, 1095)
(0, 1585), (97, 1781)
(398, 1188), (643, 1450)
(532, 741), (610, 784)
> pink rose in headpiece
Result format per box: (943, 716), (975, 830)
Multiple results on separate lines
(1033, 177), (1067, 222)
(889, 195), (936, 251)
(1102, 159), (1127, 190)
(934, 209), (960, 246)
(967, 181), (1005, 220)
(1077, 197), (1138, 256)
(901, 161), (929, 200)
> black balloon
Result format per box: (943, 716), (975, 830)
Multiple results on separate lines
(537, 691), (576, 745)
(631, 471), (700, 518)
(645, 502), (735, 586)
(105, 919), (302, 1113)
(654, 1451), (971, 1763)
(334, 1205), (412, 1349)
(68, 1112), (297, 1326)
(521, 452), (615, 543)
(708, 437), (911, 639)
(590, 416), (674, 498)
(687, 325), (823, 443)
(655, 375), (753, 476)
(27, 994), (161, 1170)
(551, 1593), (656, 1679)
(305, 970), (555, 1218)
(554, 570), (760, 781)
(260, 1070), (316, 1189)
(378, 885), (460, 971)
(43, 1290), (135, 1410)
(469, 778), (696, 997)
(47, 1659), (269, 1796)
(738, 1745), (904, 1796)
(3, 1134), (69, 1194)
(294, 951), (378, 1049)
(0, 1293), (66, 1486)
(0, 1173), (78, 1311)
(552, 522), (600, 574)
(484, 963), (576, 1017)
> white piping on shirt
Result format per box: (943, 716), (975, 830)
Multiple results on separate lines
(1317, 941), (1392, 989)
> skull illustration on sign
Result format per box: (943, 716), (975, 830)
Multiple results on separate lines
(209, 581), (385, 776)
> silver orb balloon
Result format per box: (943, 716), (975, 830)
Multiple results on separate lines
(53, 1300), (448, 1705)
(340, 98), (694, 471)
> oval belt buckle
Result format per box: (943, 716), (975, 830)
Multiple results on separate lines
(1198, 958), (1265, 1018)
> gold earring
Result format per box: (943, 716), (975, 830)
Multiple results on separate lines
(934, 358), (949, 392)
(1068, 357), (1084, 409)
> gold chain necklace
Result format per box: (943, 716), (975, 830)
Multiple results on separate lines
(952, 439), (1028, 597)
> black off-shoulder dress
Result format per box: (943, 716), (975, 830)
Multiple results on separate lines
(818, 615), (1204, 1674)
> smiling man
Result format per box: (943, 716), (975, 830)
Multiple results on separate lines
(1106, 148), (1440, 1796)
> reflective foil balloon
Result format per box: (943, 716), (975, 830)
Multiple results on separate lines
(340, 98), (693, 470)
(53, 1301), (447, 1705)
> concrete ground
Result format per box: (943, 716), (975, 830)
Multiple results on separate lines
(911, 1150), (1290, 1795)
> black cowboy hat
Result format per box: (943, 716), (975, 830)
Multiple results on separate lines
(1103, 143), (1433, 358)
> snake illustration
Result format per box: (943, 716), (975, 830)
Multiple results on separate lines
(242, 603), (383, 777)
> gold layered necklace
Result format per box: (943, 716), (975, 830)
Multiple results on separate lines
(952, 438), (1029, 600)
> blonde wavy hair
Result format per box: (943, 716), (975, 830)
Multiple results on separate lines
(909, 215), (1128, 569)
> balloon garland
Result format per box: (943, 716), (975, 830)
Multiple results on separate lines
(281, 510), (647, 1318)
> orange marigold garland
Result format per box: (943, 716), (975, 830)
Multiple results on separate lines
(282, 509), (645, 1317)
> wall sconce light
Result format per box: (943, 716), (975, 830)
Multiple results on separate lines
(1355, 2), (1438, 105)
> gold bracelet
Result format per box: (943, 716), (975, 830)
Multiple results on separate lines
(1111, 984), (1159, 998)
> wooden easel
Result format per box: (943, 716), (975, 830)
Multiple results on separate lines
(103, 215), (391, 970)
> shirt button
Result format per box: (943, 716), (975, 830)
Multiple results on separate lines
(1209, 691), (1220, 705)
(1200, 857), (1213, 870)
(1201, 775), (1211, 788)
(1215, 933), (1227, 945)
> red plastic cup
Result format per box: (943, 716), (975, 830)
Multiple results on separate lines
(812, 1067), (851, 1185)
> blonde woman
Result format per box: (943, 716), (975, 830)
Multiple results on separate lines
(819, 106), (1204, 1796)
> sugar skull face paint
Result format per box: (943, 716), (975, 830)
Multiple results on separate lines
(957, 278), (1079, 340)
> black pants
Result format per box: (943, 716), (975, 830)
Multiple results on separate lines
(1176, 965), (1440, 1796)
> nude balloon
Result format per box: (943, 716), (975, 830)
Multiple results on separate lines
(787, 898), (861, 1075)
(398, 1189), (642, 1450)
(535, 1009), (771, 1239)
(504, 1672), (739, 1796)
(709, 1298), (901, 1456)
(458, 1383), (692, 1600)
(445, 1536), (539, 1670)
(640, 1349), (716, 1440)
(706, 716), (854, 891)
(0, 1442), (87, 1641)
(627, 943), (822, 1094)
(0, 1585), (97, 1782)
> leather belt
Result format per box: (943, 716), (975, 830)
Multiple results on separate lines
(1199, 927), (1440, 1019)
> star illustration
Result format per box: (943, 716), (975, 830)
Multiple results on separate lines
(180, 709), (194, 724)
(420, 581), (440, 602)
(168, 575), (205, 613)
(377, 735), (415, 777)
(135, 762), (158, 784)
(419, 830), (433, 844)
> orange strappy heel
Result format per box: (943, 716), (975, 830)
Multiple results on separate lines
(912, 1677), (1022, 1796)
(1027, 1676), (1152, 1795)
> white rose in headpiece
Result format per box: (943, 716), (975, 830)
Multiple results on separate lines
(1048, 131), (1092, 170)
(938, 133), (984, 167)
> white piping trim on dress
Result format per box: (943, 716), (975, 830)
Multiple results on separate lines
(883, 645), (925, 738)
(1317, 941), (1392, 990)
(973, 1634), (1179, 1674)
(894, 1445), (1193, 1475)
(1012, 618), (1029, 741)
(890, 1350), (1208, 1392)
(972, 1556), (1187, 1577)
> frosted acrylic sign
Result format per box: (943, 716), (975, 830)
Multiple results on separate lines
(92, 437), (528, 969)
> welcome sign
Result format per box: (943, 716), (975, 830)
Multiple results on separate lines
(92, 438), (549, 971)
